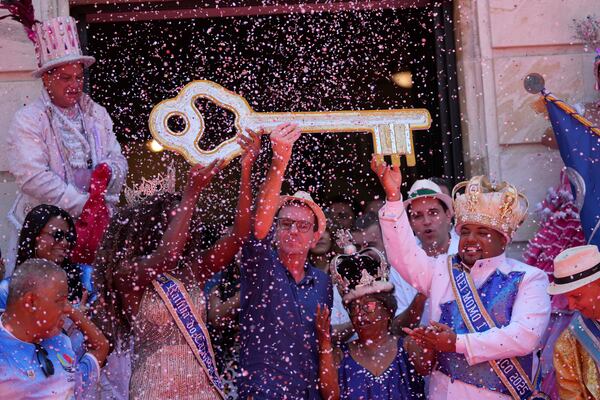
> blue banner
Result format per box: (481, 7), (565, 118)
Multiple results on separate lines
(153, 273), (225, 398)
(447, 256), (548, 399)
(546, 95), (600, 246)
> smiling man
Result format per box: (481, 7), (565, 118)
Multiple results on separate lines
(238, 123), (333, 400)
(371, 156), (550, 400)
(5, 16), (127, 274)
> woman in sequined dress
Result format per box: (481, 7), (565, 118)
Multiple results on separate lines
(93, 131), (260, 399)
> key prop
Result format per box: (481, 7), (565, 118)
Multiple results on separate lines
(149, 80), (432, 166)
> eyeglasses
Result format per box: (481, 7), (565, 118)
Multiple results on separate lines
(276, 218), (314, 233)
(34, 344), (55, 378)
(349, 300), (381, 315)
(46, 229), (75, 244)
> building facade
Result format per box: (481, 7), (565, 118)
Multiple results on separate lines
(0, 0), (597, 254)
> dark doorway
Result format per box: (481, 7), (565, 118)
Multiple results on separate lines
(75, 1), (462, 224)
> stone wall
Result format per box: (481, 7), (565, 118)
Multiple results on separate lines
(455, 0), (599, 252)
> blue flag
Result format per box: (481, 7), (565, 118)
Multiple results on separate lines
(546, 94), (600, 246)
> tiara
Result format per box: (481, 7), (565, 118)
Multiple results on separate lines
(123, 163), (177, 205)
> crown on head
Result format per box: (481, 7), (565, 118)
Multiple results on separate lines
(329, 230), (393, 303)
(452, 176), (528, 241)
(124, 164), (177, 205)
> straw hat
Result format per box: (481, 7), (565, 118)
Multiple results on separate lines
(548, 245), (600, 295)
(278, 191), (326, 238)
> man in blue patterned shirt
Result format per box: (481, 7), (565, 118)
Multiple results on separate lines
(0, 259), (108, 399)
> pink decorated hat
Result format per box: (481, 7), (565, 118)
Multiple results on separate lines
(32, 16), (95, 78)
(548, 245), (600, 295)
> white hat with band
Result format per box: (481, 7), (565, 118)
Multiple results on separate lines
(548, 245), (600, 295)
(404, 179), (454, 216)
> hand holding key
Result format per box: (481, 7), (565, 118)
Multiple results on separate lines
(149, 80), (431, 167)
(371, 155), (402, 202)
(270, 123), (302, 162)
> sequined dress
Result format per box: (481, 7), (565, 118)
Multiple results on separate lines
(129, 279), (221, 400)
(338, 337), (425, 399)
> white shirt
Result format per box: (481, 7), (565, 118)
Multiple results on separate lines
(379, 199), (551, 400)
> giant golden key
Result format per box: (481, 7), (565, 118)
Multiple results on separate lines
(149, 80), (431, 166)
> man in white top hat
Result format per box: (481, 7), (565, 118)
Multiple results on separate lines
(5, 16), (128, 274)
(371, 156), (551, 400)
(550, 245), (600, 400)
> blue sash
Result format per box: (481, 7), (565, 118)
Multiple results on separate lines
(152, 273), (225, 399)
(569, 312), (600, 367)
(447, 256), (546, 400)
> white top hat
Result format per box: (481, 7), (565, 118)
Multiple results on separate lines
(32, 16), (95, 78)
(548, 245), (600, 295)
(404, 179), (454, 216)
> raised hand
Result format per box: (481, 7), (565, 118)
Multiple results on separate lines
(237, 128), (263, 169)
(370, 155), (402, 201)
(186, 158), (225, 194)
(316, 304), (332, 348)
(269, 122), (302, 162)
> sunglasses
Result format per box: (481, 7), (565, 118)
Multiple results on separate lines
(276, 218), (314, 233)
(34, 344), (55, 378)
(45, 229), (75, 244)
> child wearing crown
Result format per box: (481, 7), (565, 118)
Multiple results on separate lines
(371, 156), (551, 400)
(4, 15), (128, 275)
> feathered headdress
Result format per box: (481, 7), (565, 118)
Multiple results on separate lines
(0, 0), (38, 43)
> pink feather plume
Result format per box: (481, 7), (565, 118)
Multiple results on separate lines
(0, 0), (38, 43)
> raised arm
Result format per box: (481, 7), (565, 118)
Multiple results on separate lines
(114, 160), (224, 291)
(371, 156), (436, 295)
(316, 305), (341, 400)
(254, 123), (301, 240)
(191, 129), (262, 285)
(65, 303), (110, 366)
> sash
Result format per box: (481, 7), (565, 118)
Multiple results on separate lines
(447, 257), (547, 400)
(152, 273), (225, 399)
(569, 312), (600, 367)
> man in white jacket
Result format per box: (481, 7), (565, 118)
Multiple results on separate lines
(371, 156), (551, 400)
(6, 16), (128, 274)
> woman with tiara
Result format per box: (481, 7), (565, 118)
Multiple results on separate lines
(94, 130), (261, 399)
(315, 238), (433, 400)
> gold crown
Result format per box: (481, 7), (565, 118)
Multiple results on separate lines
(452, 176), (528, 240)
(123, 164), (177, 205)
